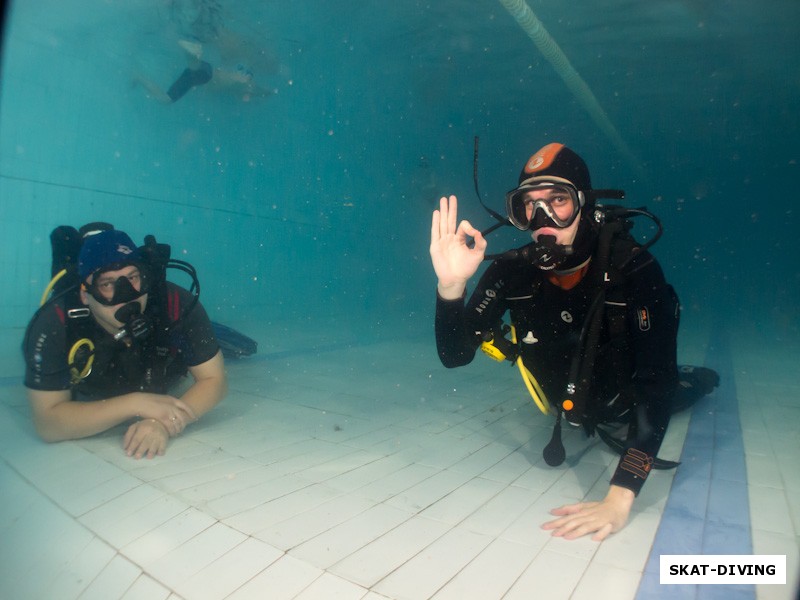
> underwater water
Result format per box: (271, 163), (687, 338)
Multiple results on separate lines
(0, 1), (798, 599)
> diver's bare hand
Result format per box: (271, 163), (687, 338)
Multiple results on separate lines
(124, 418), (169, 459)
(135, 393), (196, 436)
(430, 195), (487, 299)
(542, 485), (635, 541)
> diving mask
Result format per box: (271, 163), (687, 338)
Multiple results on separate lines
(505, 177), (585, 231)
(84, 263), (151, 306)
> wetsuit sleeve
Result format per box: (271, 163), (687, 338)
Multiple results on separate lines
(22, 304), (72, 391)
(434, 262), (509, 368)
(435, 292), (475, 367)
(610, 255), (679, 495)
(170, 285), (220, 366)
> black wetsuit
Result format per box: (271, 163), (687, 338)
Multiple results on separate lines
(24, 283), (219, 400)
(435, 245), (680, 495)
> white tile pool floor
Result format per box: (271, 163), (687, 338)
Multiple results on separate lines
(0, 322), (797, 600)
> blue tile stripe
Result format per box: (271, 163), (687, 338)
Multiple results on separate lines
(636, 331), (754, 599)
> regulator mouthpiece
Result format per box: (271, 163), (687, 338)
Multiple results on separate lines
(113, 302), (152, 342)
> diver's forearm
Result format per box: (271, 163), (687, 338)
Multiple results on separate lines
(31, 393), (141, 442)
(179, 376), (226, 420)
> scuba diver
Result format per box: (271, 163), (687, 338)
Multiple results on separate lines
(22, 224), (227, 459)
(430, 142), (718, 541)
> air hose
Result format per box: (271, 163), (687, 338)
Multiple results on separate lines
(510, 326), (551, 415)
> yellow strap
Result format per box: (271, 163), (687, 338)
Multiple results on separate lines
(68, 338), (95, 384)
(511, 325), (551, 415)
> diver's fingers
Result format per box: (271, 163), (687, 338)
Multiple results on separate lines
(457, 219), (483, 249)
(472, 229), (487, 253)
(591, 523), (615, 542)
(431, 204), (442, 244)
(446, 195), (458, 235)
(549, 502), (589, 517)
(436, 196), (449, 239)
(458, 218), (479, 238)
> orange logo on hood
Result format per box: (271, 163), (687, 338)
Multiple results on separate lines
(524, 143), (565, 174)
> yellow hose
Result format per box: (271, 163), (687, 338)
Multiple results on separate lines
(40, 270), (94, 383)
(68, 338), (95, 384)
(40, 269), (68, 306)
(510, 326), (551, 415)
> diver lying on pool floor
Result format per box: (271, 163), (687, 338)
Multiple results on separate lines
(22, 224), (241, 459)
(430, 142), (718, 541)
